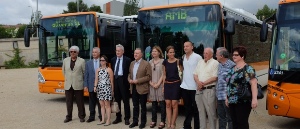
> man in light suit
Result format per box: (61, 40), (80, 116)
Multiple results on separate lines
(128, 48), (152, 129)
(84, 47), (102, 123)
(111, 44), (132, 125)
(62, 46), (86, 123)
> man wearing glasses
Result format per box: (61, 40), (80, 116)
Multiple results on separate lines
(62, 46), (86, 123)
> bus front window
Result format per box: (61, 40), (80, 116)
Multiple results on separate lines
(270, 3), (300, 71)
(40, 14), (95, 66)
(137, 4), (222, 57)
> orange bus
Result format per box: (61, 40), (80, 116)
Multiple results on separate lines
(122, 1), (270, 105)
(24, 12), (137, 96)
(260, 0), (300, 118)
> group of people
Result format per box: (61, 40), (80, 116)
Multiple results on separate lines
(62, 41), (259, 129)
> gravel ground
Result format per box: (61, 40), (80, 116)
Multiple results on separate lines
(0, 68), (299, 129)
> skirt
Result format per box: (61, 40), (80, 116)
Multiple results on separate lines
(164, 81), (181, 100)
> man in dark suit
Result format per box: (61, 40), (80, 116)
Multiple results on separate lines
(111, 44), (132, 125)
(128, 48), (152, 129)
(111, 44), (131, 125)
(84, 47), (102, 123)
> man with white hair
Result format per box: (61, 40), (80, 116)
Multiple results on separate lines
(194, 47), (219, 129)
(62, 46), (86, 123)
(111, 44), (132, 125)
(84, 47), (102, 123)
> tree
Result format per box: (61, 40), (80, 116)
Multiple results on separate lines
(15, 25), (27, 38)
(256, 5), (276, 20)
(0, 26), (12, 39)
(89, 4), (103, 13)
(124, 0), (140, 16)
(63, 0), (89, 13)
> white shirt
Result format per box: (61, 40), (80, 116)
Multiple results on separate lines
(133, 59), (142, 80)
(193, 58), (219, 86)
(114, 56), (123, 76)
(93, 58), (100, 71)
(180, 52), (202, 90)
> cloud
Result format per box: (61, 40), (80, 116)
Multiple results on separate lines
(0, 0), (278, 25)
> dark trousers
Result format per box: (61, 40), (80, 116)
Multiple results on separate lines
(88, 92), (101, 120)
(151, 101), (166, 123)
(217, 100), (232, 129)
(114, 76), (131, 120)
(132, 85), (148, 124)
(229, 102), (252, 129)
(65, 86), (86, 119)
(181, 88), (200, 129)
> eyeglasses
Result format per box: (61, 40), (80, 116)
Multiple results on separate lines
(233, 54), (240, 57)
(70, 51), (77, 53)
(100, 60), (106, 62)
(153, 64), (156, 71)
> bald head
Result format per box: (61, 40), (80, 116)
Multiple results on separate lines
(204, 47), (214, 61)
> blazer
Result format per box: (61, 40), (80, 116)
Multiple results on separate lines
(111, 55), (131, 89)
(128, 59), (152, 95)
(62, 57), (85, 90)
(84, 59), (101, 92)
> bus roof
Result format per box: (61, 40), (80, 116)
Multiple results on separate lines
(279, 0), (300, 4)
(42, 12), (125, 21)
(223, 5), (262, 24)
(139, 1), (221, 11)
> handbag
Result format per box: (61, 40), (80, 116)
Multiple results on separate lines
(111, 98), (120, 113)
(238, 65), (264, 100)
(177, 59), (183, 81)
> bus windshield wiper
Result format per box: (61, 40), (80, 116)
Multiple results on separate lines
(276, 71), (297, 86)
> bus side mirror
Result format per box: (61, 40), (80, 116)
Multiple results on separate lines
(98, 25), (106, 37)
(24, 27), (31, 47)
(260, 21), (268, 42)
(224, 18), (235, 35)
(121, 22), (129, 44)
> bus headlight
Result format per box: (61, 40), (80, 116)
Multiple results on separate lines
(273, 92), (277, 97)
(280, 95), (284, 100)
(38, 71), (45, 83)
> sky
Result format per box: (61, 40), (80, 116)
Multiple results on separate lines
(0, 0), (279, 25)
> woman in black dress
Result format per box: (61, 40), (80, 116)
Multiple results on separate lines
(162, 46), (183, 129)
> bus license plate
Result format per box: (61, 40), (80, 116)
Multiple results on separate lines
(55, 89), (65, 93)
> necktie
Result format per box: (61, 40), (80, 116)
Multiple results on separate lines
(94, 60), (98, 71)
(115, 58), (120, 79)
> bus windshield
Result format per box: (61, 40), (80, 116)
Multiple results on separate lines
(39, 14), (96, 66)
(270, 3), (300, 71)
(137, 4), (222, 58)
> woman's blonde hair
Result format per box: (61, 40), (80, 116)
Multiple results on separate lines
(152, 45), (164, 59)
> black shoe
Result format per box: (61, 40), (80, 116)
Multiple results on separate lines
(80, 119), (85, 122)
(86, 119), (94, 123)
(129, 123), (138, 128)
(125, 120), (130, 125)
(64, 119), (72, 123)
(139, 124), (146, 129)
(112, 119), (122, 124)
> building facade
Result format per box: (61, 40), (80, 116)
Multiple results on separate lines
(103, 0), (125, 16)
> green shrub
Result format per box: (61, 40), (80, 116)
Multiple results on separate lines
(4, 48), (39, 69)
(4, 48), (26, 69)
(27, 60), (39, 68)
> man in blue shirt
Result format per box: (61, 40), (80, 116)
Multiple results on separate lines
(215, 47), (235, 129)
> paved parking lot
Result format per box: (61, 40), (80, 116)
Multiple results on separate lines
(1, 68), (300, 129)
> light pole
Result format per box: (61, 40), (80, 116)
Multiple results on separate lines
(36, 0), (39, 37)
(77, 0), (79, 12)
(28, 6), (34, 37)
